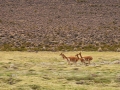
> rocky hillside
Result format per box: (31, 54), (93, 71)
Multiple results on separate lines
(0, 0), (120, 51)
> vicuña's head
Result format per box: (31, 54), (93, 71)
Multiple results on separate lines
(75, 54), (79, 56)
(79, 52), (83, 56)
(75, 54), (80, 58)
(60, 53), (64, 56)
(60, 53), (62, 55)
(60, 53), (66, 59)
(78, 52), (83, 58)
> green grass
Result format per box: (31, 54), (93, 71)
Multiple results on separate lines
(0, 51), (120, 90)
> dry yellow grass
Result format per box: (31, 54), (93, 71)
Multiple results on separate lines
(0, 51), (120, 90)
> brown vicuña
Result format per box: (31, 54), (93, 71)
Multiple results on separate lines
(60, 53), (79, 65)
(75, 54), (86, 65)
(79, 52), (93, 64)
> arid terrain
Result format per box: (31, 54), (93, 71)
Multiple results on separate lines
(0, 0), (120, 51)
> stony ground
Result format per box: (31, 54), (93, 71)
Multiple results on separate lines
(0, 0), (120, 51)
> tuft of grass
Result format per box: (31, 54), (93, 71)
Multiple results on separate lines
(0, 77), (22, 85)
(29, 84), (41, 90)
(114, 76), (120, 83)
(66, 75), (94, 81)
(94, 77), (111, 84)
(42, 76), (51, 80)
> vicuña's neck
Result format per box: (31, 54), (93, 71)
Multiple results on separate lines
(61, 54), (66, 59)
(76, 54), (79, 59)
(79, 53), (83, 58)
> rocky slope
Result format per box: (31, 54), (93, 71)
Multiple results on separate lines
(0, 0), (120, 51)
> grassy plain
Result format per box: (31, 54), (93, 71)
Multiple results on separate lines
(0, 51), (120, 90)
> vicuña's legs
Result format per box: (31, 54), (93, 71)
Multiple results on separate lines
(79, 52), (93, 65)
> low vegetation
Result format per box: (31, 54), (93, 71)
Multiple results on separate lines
(0, 0), (120, 51)
(0, 51), (120, 90)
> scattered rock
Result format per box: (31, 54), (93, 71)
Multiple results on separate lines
(111, 60), (120, 64)
(0, 0), (120, 51)
(116, 48), (120, 52)
(98, 47), (102, 52)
